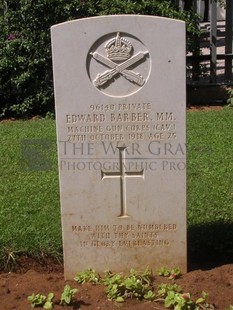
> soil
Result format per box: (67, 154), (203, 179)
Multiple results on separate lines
(1, 256), (232, 310)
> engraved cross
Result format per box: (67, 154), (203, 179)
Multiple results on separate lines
(101, 146), (144, 218)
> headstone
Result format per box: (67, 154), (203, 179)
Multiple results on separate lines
(51, 15), (186, 280)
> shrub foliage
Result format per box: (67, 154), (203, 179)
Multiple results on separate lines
(0, 0), (199, 118)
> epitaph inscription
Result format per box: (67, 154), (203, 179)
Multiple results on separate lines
(52, 15), (186, 280)
(73, 223), (176, 248)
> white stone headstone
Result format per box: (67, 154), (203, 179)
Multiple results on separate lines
(51, 15), (186, 280)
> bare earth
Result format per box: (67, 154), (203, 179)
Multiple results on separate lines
(0, 256), (232, 310)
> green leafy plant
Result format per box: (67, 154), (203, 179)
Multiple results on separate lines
(28, 293), (46, 308)
(164, 291), (194, 309)
(74, 268), (101, 284)
(158, 267), (181, 279)
(101, 270), (125, 302)
(157, 288), (214, 310)
(227, 88), (233, 107)
(144, 289), (156, 300)
(43, 293), (54, 310)
(102, 267), (154, 302)
(60, 285), (78, 306)
(0, 0), (200, 119)
(27, 292), (54, 309)
(225, 306), (233, 310)
(157, 283), (182, 299)
(194, 291), (214, 309)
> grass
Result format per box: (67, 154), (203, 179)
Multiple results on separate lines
(187, 108), (233, 263)
(187, 109), (233, 224)
(0, 119), (62, 267)
(0, 109), (232, 269)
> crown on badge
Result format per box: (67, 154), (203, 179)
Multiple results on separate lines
(105, 32), (132, 61)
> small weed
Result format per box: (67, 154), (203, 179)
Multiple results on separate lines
(0, 248), (21, 272)
(74, 268), (100, 284)
(27, 292), (54, 309)
(158, 267), (181, 279)
(157, 283), (182, 298)
(101, 270), (125, 302)
(157, 288), (214, 310)
(60, 285), (78, 306)
(144, 290), (156, 300)
(43, 293), (54, 310)
(195, 291), (215, 309)
(164, 291), (194, 309)
(28, 285), (78, 308)
(102, 267), (154, 302)
(28, 293), (46, 308)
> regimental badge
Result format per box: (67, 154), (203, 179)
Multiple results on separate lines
(90, 32), (149, 88)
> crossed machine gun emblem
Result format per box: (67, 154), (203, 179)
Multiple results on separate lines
(90, 32), (149, 88)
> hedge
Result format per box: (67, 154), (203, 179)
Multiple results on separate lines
(0, 0), (199, 118)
